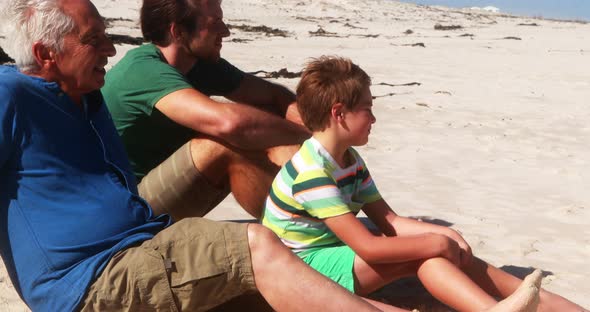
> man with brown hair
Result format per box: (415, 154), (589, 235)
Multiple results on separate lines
(0, 0), (384, 310)
(103, 0), (307, 221)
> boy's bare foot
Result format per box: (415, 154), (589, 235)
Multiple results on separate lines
(485, 269), (542, 312)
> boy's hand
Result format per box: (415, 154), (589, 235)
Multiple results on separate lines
(436, 234), (461, 267)
(459, 244), (473, 268)
(458, 240), (473, 268)
(447, 229), (473, 268)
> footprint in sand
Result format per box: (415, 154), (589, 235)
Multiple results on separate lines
(520, 240), (539, 257)
(544, 205), (588, 224)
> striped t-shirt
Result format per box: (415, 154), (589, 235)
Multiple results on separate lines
(262, 137), (381, 253)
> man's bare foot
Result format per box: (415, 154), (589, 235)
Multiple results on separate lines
(485, 269), (542, 312)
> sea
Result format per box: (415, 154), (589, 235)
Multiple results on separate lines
(394, 0), (590, 22)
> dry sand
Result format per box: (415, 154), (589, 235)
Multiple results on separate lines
(1, 0), (589, 310)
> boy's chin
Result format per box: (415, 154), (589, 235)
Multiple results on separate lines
(352, 138), (370, 146)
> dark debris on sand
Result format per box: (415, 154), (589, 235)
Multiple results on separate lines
(402, 42), (426, 47)
(372, 92), (397, 99)
(356, 34), (380, 38)
(502, 36), (522, 40)
(518, 22), (540, 26)
(230, 38), (253, 43)
(434, 23), (463, 30)
(372, 82), (422, 99)
(0, 46), (15, 64)
(343, 22), (367, 30)
(308, 27), (379, 39)
(248, 68), (302, 79)
(376, 82), (421, 87)
(308, 26), (341, 37)
(108, 34), (145, 45)
(228, 24), (289, 37)
(104, 17), (134, 28)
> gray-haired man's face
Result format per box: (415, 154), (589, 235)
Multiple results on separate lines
(52, 0), (116, 96)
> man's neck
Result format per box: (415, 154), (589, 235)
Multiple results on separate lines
(28, 70), (84, 109)
(156, 44), (197, 75)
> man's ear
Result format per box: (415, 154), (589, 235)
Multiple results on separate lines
(31, 41), (55, 70)
(170, 23), (183, 43)
(331, 102), (345, 121)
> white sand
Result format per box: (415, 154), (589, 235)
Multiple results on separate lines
(1, 0), (589, 310)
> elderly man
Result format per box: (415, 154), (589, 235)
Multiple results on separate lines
(102, 0), (308, 221)
(0, 0), (382, 311)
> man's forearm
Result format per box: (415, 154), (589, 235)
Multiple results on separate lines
(223, 109), (310, 149)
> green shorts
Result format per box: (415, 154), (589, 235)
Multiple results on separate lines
(298, 245), (356, 293)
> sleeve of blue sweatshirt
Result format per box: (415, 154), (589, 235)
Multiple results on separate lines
(0, 83), (15, 168)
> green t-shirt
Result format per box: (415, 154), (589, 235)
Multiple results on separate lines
(262, 137), (382, 253)
(102, 44), (244, 179)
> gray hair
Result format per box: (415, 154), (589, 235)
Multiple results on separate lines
(1, 0), (76, 72)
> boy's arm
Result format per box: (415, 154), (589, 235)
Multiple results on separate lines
(363, 199), (473, 267)
(323, 212), (461, 266)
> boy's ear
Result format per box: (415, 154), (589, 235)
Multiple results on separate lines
(331, 102), (345, 121)
(31, 41), (55, 71)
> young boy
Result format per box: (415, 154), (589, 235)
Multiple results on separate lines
(262, 56), (586, 312)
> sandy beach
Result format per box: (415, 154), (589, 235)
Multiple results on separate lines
(1, 0), (589, 310)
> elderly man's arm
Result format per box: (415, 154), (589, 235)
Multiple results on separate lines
(0, 91), (15, 168)
(155, 87), (309, 150)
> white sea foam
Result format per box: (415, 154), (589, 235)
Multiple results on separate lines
(469, 6), (500, 13)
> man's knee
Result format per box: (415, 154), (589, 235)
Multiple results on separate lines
(266, 144), (299, 167)
(189, 137), (231, 160)
(246, 224), (281, 253)
(188, 137), (233, 186)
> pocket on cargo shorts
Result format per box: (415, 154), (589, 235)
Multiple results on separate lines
(143, 218), (254, 311)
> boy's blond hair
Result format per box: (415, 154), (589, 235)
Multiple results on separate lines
(296, 56), (371, 131)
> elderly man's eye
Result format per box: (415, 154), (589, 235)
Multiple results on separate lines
(80, 34), (99, 46)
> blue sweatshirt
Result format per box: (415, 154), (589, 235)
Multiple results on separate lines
(0, 65), (170, 311)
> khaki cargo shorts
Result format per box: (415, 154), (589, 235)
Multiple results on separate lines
(79, 218), (256, 311)
(138, 141), (230, 221)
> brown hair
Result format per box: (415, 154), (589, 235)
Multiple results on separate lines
(141, 0), (215, 45)
(296, 56), (371, 131)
